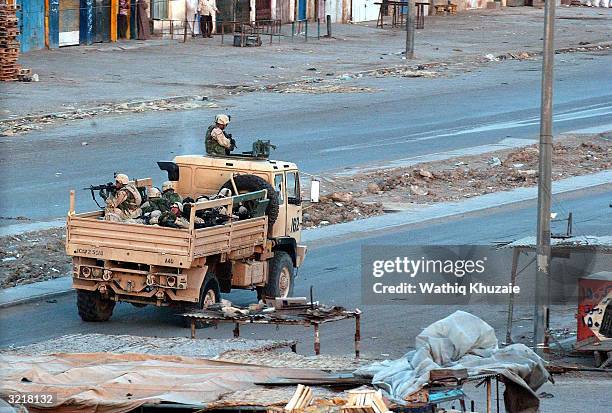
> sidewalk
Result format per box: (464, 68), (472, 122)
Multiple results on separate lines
(1, 169), (610, 308)
(2, 7), (611, 120)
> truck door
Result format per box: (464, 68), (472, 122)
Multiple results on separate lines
(272, 173), (287, 238)
(285, 171), (301, 242)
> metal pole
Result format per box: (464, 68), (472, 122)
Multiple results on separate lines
(183, 0), (188, 43)
(291, 21), (295, 41)
(305, 19), (308, 42)
(317, 18), (320, 40)
(534, 0), (555, 356)
(405, 0), (415, 59)
(326, 14), (331, 37)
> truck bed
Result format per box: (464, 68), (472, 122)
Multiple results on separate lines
(66, 211), (268, 268)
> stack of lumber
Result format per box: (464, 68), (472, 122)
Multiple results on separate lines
(284, 384), (314, 412)
(0, 2), (20, 81)
(341, 389), (389, 413)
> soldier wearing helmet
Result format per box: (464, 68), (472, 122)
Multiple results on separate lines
(161, 181), (182, 204)
(141, 187), (170, 215)
(205, 114), (235, 156)
(104, 173), (143, 221)
(159, 202), (190, 228)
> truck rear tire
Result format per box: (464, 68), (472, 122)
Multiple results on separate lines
(185, 273), (221, 329)
(261, 251), (294, 299)
(221, 174), (279, 225)
(76, 290), (115, 322)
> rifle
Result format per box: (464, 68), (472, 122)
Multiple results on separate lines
(83, 182), (116, 209)
(225, 133), (237, 155)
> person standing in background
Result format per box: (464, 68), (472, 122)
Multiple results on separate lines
(136, 0), (151, 40)
(198, 0), (218, 38)
(118, 0), (129, 39)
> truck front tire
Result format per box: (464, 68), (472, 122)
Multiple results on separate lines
(261, 251), (295, 299)
(76, 290), (115, 322)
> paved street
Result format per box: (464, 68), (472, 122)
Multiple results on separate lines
(0, 51), (610, 223)
(2, 184), (610, 354)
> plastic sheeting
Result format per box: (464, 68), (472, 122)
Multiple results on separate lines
(355, 311), (551, 413)
(0, 352), (333, 413)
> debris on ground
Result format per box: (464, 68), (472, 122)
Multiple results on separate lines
(0, 227), (69, 288)
(303, 197), (384, 228)
(0, 98), (219, 137)
(278, 84), (378, 94)
(1, 334), (294, 358)
(313, 134), (610, 211)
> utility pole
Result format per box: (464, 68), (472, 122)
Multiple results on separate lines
(534, 0), (556, 356)
(405, 0), (415, 59)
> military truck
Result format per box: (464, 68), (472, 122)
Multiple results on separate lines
(66, 151), (311, 322)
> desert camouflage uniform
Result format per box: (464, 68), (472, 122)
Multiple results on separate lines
(104, 184), (142, 221)
(205, 124), (231, 156)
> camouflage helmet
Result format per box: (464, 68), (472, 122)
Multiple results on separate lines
(115, 173), (129, 185)
(162, 181), (175, 192)
(215, 114), (230, 126)
(147, 187), (161, 198)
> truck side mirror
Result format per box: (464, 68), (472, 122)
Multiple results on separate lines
(310, 180), (320, 203)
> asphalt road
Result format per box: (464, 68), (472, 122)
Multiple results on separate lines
(1, 184), (610, 357)
(0, 52), (610, 223)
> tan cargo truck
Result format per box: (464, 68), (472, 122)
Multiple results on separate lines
(67, 153), (309, 322)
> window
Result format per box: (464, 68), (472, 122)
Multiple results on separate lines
(286, 172), (300, 203)
(274, 174), (284, 203)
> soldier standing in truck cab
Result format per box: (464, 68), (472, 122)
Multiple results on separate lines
(104, 174), (142, 222)
(161, 181), (182, 204)
(205, 114), (234, 156)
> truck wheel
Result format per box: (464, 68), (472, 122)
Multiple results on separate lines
(76, 290), (115, 322)
(186, 274), (221, 329)
(200, 274), (221, 308)
(262, 251), (294, 299)
(221, 174), (279, 226)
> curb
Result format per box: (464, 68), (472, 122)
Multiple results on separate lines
(0, 287), (74, 309)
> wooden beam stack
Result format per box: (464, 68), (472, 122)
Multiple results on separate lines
(0, 3), (20, 82)
(341, 389), (390, 413)
(284, 384), (314, 412)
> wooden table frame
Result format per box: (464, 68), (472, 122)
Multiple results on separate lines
(184, 309), (362, 358)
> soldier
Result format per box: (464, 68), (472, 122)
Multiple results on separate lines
(162, 181), (182, 204)
(141, 187), (169, 215)
(158, 202), (190, 229)
(205, 114), (234, 156)
(104, 174), (142, 222)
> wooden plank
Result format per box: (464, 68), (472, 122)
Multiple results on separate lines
(69, 236), (189, 255)
(70, 217), (189, 239)
(70, 226), (190, 247)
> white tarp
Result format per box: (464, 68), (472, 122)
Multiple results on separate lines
(355, 311), (551, 413)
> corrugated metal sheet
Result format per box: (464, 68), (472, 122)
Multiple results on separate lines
(501, 235), (612, 251)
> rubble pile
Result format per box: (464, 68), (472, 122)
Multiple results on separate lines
(0, 98), (219, 137)
(303, 194), (384, 227)
(0, 228), (70, 288)
(338, 135), (611, 206)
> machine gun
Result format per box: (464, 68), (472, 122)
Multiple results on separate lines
(240, 140), (276, 159)
(83, 182), (116, 209)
